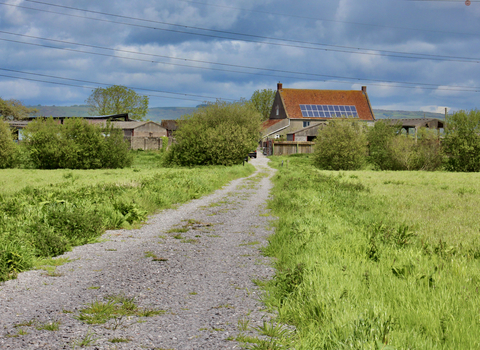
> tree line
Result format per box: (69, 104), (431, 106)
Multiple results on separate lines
(312, 109), (480, 172)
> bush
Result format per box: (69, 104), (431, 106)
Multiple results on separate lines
(412, 128), (443, 171)
(368, 122), (443, 171)
(443, 109), (480, 172)
(312, 119), (367, 170)
(367, 120), (400, 170)
(22, 118), (132, 169)
(101, 122), (133, 168)
(0, 118), (18, 168)
(165, 100), (262, 166)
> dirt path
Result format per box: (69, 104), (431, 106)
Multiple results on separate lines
(0, 155), (277, 349)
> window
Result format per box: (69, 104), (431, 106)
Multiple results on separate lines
(303, 121), (310, 127)
(276, 105), (279, 116)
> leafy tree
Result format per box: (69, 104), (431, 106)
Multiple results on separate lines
(312, 120), (367, 170)
(165, 100), (262, 166)
(86, 85), (149, 120)
(443, 109), (480, 172)
(0, 118), (18, 168)
(250, 89), (275, 121)
(0, 97), (37, 120)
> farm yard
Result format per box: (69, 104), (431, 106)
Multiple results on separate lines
(262, 154), (480, 349)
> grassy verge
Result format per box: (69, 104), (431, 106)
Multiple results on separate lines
(262, 154), (480, 349)
(0, 151), (255, 281)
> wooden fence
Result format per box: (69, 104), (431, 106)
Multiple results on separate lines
(268, 141), (315, 156)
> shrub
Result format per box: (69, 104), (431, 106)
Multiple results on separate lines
(164, 100), (262, 166)
(443, 109), (480, 172)
(368, 122), (442, 171)
(412, 128), (443, 171)
(22, 117), (132, 169)
(312, 119), (367, 170)
(0, 118), (18, 168)
(101, 122), (133, 168)
(367, 120), (400, 170)
(22, 118), (67, 169)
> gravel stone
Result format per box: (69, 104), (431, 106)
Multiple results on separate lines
(0, 155), (277, 349)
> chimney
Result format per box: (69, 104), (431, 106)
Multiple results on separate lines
(361, 86), (367, 93)
(277, 82), (283, 90)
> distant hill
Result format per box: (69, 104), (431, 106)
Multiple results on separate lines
(29, 105), (446, 121)
(373, 109), (445, 120)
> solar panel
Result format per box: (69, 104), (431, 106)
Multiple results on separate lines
(299, 105), (358, 118)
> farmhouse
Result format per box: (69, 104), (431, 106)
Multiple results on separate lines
(262, 83), (376, 141)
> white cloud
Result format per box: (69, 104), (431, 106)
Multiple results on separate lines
(420, 105), (450, 114)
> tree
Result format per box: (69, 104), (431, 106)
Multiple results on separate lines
(86, 85), (149, 120)
(250, 89), (275, 121)
(312, 120), (367, 171)
(443, 109), (480, 172)
(0, 118), (18, 168)
(0, 97), (37, 120)
(165, 100), (262, 166)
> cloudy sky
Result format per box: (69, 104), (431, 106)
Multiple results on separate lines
(0, 0), (479, 113)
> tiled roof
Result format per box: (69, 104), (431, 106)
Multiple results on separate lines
(261, 119), (284, 130)
(279, 89), (375, 120)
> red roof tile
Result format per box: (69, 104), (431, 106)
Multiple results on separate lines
(279, 89), (374, 121)
(261, 119), (284, 130)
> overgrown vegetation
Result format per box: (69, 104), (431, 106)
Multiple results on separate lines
(164, 100), (262, 166)
(443, 109), (480, 172)
(0, 118), (18, 168)
(263, 155), (480, 349)
(22, 117), (132, 169)
(0, 152), (254, 281)
(313, 119), (367, 170)
(367, 120), (443, 171)
(313, 118), (444, 171)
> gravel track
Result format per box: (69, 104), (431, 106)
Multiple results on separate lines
(0, 155), (277, 349)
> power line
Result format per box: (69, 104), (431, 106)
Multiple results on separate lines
(1, 62), (478, 95)
(1, 2), (478, 63)
(168, 0), (479, 37)
(0, 73), (222, 103)
(1, 30), (479, 92)
(0, 67), (234, 101)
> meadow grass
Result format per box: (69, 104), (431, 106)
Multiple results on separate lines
(0, 151), (255, 281)
(263, 154), (480, 349)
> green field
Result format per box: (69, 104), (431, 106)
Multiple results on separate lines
(261, 155), (480, 349)
(0, 151), (255, 281)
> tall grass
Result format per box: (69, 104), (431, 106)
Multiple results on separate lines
(0, 151), (254, 281)
(263, 155), (480, 349)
